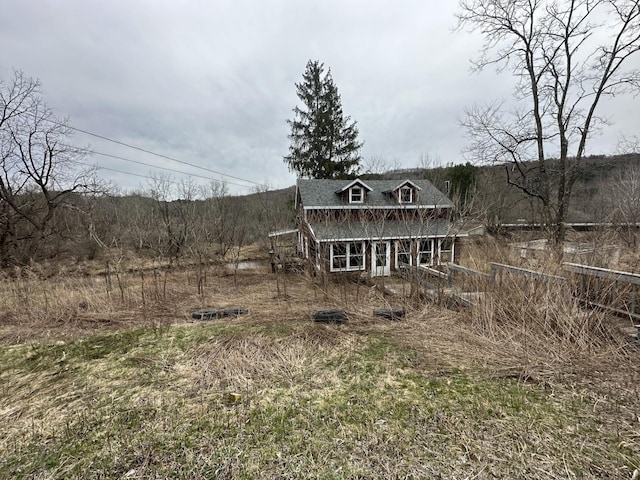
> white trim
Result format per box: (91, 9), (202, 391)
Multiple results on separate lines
(393, 179), (422, 192)
(315, 241), (321, 271)
(307, 224), (317, 241)
(499, 222), (626, 228)
(302, 204), (453, 210)
(329, 241), (366, 272)
(391, 237), (458, 268)
(438, 237), (454, 263)
(349, 186), (364, 204)
(371, 241), (391, 277)
(335, 178), (373, 193)
(398, 186), (414, 204)
(268, 228), (298, 237)
(417, 238), (434, 266)
(315, 234), (464, 243)
(395, 239), (413, 267)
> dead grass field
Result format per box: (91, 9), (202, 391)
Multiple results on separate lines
(1, 257), (639, 479)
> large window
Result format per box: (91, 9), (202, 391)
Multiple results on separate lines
(399, 187), (413, 203)
(439, 238), (454, 263)
(396, 240), (412, 267)
(330, 242), (365, 271)
(349, 187), (363, 203)
(418, 239), (433, 266)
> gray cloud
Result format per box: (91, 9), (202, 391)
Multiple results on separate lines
(1, 1), (638, 194)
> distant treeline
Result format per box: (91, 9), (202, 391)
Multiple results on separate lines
(0, 182), (295, 268)
(2, 152), (638, 267)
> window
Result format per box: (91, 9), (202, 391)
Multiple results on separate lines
(399, 187), (413, 203)
(332, 243), (347, 270)
(331, 242), (365, 271)
(348, 242), (364, 268)
(396, 240), (412, 267)
(418, 239), (433, 265)
(439, 238), (453, 263)
(349, 187), (363, 203)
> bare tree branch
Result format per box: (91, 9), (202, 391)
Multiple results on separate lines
(458, 0), (640, 246)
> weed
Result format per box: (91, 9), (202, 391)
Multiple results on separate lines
(0, 259), (638, 478)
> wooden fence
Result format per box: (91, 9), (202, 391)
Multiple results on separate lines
(399, 263), (448, 290)
(443, 262), (639, 326)
(563, 262), (640, 321)
(446, 262), (567, 291)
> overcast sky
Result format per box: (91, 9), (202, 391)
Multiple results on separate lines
(1, 1), (638, 195)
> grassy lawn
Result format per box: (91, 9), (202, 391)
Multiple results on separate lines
(1, 317), (639, 478)
(0, 266), (639, 478)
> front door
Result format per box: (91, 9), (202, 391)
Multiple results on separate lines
(371, 241), (391, 277)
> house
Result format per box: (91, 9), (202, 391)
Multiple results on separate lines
(296, 178), (464, 276)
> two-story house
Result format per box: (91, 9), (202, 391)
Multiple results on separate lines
(296, 178), (462, 276)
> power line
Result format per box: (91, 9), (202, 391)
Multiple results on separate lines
(65, 124), (266, 187)
(30, 111), (269, 188)
(67, 144), (255, 189)
(80, 162), (246, 188)
(78, 163), (155, 181)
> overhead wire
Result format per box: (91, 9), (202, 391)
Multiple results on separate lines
(26, 110), (270, 189)
(65, 143), (256, 189)
(67, 124), (266, 187)
(76, 163), (155, 181)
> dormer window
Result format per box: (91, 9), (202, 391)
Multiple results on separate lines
(399, 187), (413, 203)
(350, 186), (363, 203)
(392, 180), (421, 204)
(335, 179), (372, 204)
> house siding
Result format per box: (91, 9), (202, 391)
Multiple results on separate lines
(296, 178), (465, 276)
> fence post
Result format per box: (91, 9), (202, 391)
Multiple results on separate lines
(490, 264), (497, 290)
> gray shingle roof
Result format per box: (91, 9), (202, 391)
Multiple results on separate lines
(297, 178), (452, 208)
(309, 218), (456, 242)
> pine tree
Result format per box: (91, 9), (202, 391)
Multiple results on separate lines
(284, 60), (363, 179)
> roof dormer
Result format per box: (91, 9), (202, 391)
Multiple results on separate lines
(335, 179), (373, 204)
(392, 180), (422, 204)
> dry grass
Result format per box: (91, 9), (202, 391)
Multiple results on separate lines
(1, 248), (639, 478)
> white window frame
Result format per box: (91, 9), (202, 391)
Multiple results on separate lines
(438, 238), (454, 263)
(349, 186), (364, 204)
(418, 239), (434, 266)
(395, 240), (413, 267)
(330, 241), (366, 272)
(399, 186), (413, 204)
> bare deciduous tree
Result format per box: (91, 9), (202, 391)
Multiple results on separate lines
(458, 0), (640, 248)
(610, 165), (640, 246)
(146, 174), (201, 261)
(0, 70), (100, 266)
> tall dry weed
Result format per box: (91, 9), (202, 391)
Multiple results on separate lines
(458, 236), (635, 367)
(0, 266), (201, 342)
(470, 269), (631, 367)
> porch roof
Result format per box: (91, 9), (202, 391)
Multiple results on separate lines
(308, 218), (461, 242)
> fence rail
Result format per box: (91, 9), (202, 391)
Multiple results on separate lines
(563, 262), (640, 321)
(400, 260), (640, 326)
(563, 263), (640, 286)
(491, 262), (568, 286)
(446, 263), (491, 280)
(398, 263), (448, 289)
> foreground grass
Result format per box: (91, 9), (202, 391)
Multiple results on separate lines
(1, 314), (639, 479)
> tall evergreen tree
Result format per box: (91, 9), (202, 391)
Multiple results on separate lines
(284, 60), (363, 179)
